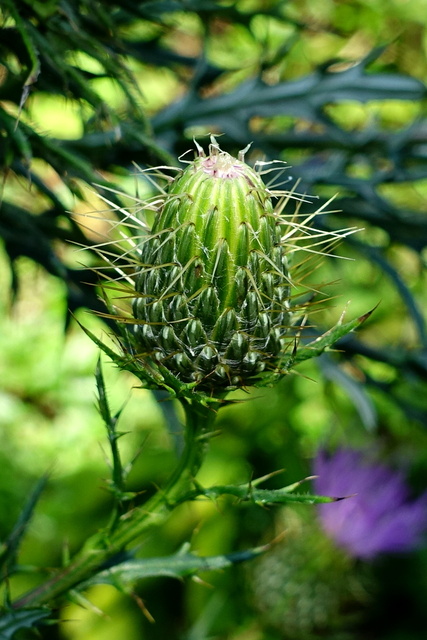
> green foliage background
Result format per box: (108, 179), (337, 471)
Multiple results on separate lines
(1, 0), (427, 638)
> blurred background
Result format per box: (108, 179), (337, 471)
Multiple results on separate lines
(1, 0), (427, 638)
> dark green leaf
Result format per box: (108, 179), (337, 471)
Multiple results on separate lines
(0, 607), (51, 639)
(153, 56), (426, 135)
(0, 476), (48, 579)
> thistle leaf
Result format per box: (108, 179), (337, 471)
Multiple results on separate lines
(95, 358), (129, 509)
(291, 307), (376, 366)
(153, 52), (426, 134)
(180, 477), (342, 506)
(82, 544), (267, 590)
(0, 475), (48, 578)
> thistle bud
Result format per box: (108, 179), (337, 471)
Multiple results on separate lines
(132, 140), (291, 389)
(90, 138), (360, 398)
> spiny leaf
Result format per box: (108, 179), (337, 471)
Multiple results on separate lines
(179, 477), (343, 507)
(291, 306), (376, 366)
(0, 475), (48, 579)
(95, 358), (128, 511)
(153, 51), (426, 133)
(81, 544), (267, 590)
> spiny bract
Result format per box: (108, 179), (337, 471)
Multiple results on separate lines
(132, 140), (294, 390)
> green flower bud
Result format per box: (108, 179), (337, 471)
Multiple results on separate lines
(89, 138), (362, 400)
(132, 140), (292, 389)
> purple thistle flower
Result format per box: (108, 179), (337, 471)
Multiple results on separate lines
(313, 448), (427, 559)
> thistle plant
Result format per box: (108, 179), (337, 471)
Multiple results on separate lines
(6, 139), (369, 628)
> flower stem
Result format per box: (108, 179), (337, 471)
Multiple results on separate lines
(12, 401), (216, 609)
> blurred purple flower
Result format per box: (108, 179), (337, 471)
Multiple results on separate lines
(313, 448), (427, 559)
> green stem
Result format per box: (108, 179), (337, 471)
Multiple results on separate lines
(12, 401), (216, 609)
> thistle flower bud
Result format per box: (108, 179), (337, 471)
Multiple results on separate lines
(88, 138), (363, 400)
(132, 140), (292, 389)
